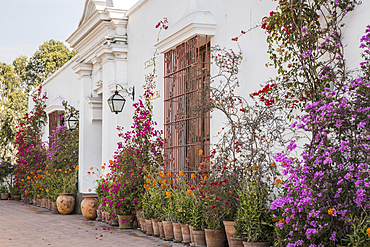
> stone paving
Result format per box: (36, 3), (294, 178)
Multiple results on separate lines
(0, 200), (185, 247)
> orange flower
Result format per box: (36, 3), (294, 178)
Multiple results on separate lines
(229, 190), (232, 194)
(168, 181), (172, 185)
(167, 172), (172, 177)
(275, 178), (282, 187)
(143, 184), (149, 190)
(158, 180), (162, 184)
(366, 227), (370, 237)
(266, 177), (270, 182)
(46, 189), (49, 193)
(153, 179), (157, 184)
(179, 171), (184, 176)
(191, 174), (195, 179)
(158, 172), (162, 176)
(161, 184), (165, 189)
(187, 189), (191, 194)
(37, 194), (40, 198)
(272, 218), (277, 222)
(166, 191), (171, 197)
(146, 178), (151, 184)
(148, 174), (151, 178)
(27, 176), (31, 180)
(272, 162), (276, 166)
(90, 167), (93, 170)
(173, 185), (178, 189)
(109, 159), (113, 164)
(252, 165), (258, 171)
(203, 176), (208, 180)
(328, 208), (334, 215)
(198, 150), (203, 155)
(58, 169), (62, 172)
(279, 218), (285, 224)
(152, 184), (156, 187)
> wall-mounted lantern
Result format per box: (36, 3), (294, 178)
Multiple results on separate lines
(107, 84), (135, 114)
(66, 114), (79, 130)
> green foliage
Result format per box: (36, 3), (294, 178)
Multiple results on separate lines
(234, 178), (273, 242)
(25, 40), (77, 89)
(343, 213), (370, 247)
(0, 184), (8, 193)
(191, 196), (206, 231)
(0, 160), (13, 184)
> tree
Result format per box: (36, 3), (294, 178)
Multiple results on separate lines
(24, 39), (77, 90)
(0, 63), (27, 160)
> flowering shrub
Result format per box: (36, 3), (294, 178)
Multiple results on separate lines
(14, 86), (48, 198)
(102, 83), (164, 219)
(270, 27), (370, 247)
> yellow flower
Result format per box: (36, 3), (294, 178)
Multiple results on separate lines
(166, 191), (171, 198)
(178, 207), (182, 212)
(198, 150), (203, 155)
(191, 174), (195, 179)
(179, 171), (184, 176)
(46, 189), (49, 193)
(328, 208), (334, 215)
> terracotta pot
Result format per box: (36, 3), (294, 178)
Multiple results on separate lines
(32, 198), (36, 205)
(152, 219), (160, 237)
(242, 242), (271, 247)
(56, 193), (75, 215)
(190, 226), (195, 244)
(146, 219), (154, 236)
(139, 218), (146, 232)
(81, 195), (98, 220)
(173, 222), (183, 243)
(192, 229), (206, 247)
(96, 210), (102, 221)
(224, 221), (236, 247)
(14, 195), (21, 201)
(118, 215), (134, 229)
(109, 217), (119, 226)
(47, 199), (52, 209)
(230, 237), (245, 247)
(181, 224), (191, 244)
(205, 229), (226, 247)
(52, 202), (59, 214)
(41, 198), (47, 208)
(36, 198), (41, 206)
(162, 221), (174, 241)
(158, 222), (165, 239)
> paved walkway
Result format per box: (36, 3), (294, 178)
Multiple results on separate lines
(0, 200), (185, 247)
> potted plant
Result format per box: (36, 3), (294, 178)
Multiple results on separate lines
(0, 185), (9, 200)
(10, 185), (22, 201)
(235, 177), (273, 247)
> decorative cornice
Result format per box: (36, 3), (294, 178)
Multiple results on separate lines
(126, 0), (150, 17)
(45, 95), (65, 115)
(155, 11), (217, 53)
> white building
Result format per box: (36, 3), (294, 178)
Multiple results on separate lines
(33, 0), (370, 198)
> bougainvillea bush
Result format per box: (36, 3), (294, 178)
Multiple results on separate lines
(271, 26), (370, 247)
(102, 83), (164, 218)
(14, 86), (48, 198)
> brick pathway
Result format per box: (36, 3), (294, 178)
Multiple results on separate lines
(0, 200), (185, 247)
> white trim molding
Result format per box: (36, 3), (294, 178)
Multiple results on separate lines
(155, 11), (217, 54)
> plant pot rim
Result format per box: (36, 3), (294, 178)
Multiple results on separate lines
(82, 195), (98, 198)
(242, 241), (271, 244)
(58, 193), (74, 196)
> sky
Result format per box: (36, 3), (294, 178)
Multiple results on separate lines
(0, 0), (139, 65)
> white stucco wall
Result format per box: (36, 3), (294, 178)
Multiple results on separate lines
(34, 0), (370, 194)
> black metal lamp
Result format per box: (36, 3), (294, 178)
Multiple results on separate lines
(107, 84), (135, 114)
(66, 113), (79, 130)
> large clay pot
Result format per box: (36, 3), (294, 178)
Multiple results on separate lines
(97, 210), (102, 221)
(181, 224), (191, 244)
(158, 222), (165, 239)
(56, 193), (75, 215)
(224, 221), (236, 247)
(81, 195), (98, 220)
(192, 229), (206, 247)
(118, 215), (134, 229)
(242, 242), (271, 247)
(231, 237), (245, 247)
(146, 219), (154, 236)
(36, 198), (41, 206)
(41, 198), (47, 208)
(14, 195), (21, 201)
(205, 229), (227, 247)
(52, 202), (59, 214)
(152, 219), (160, 237)
(47, 199), (52, 209)
(173, 222), (183, 243)
(162, 221), (174, 241)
